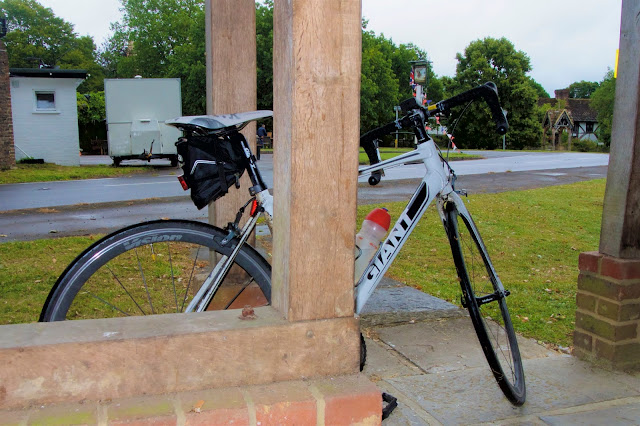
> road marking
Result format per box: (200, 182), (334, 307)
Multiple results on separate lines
(104, 181), (176, 187)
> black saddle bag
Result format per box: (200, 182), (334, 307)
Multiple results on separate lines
(176, 132), (248, 209)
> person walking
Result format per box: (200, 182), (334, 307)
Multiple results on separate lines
(257, 124), (268, 160)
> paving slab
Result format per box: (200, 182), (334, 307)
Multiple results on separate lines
(375, 347), (640, 424)
(360, 277), (466, 327)
(539, 399), (640, 425)
(373, 317), (558, 376)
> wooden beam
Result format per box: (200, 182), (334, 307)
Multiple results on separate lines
(0, 309), (359, 410)
(272, 0), (362, 321)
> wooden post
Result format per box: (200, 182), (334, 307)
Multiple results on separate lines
(205, 0), (257, 228)
(272, 0), (362, 321)
(599, 0), (640, 260)
(574, 0), (640, 370)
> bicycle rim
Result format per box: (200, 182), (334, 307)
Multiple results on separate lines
(40, 220), (271, 321)
(445, 206), (526, 405)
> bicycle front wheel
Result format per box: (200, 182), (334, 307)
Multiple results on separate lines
(443, 202), (526, 406)
(40, 220), (271, 322)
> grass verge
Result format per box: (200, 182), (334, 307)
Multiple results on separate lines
(357, 179), (605, 348)
(0, 163), (167, 184)
(0, 179), (604, 348)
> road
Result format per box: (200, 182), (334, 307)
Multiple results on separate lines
(0, 152), (609, 241)
(0, 152), (608, 211)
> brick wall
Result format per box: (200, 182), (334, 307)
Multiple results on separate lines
(0, 40), (16, 170)
(574, 251), (640, 369)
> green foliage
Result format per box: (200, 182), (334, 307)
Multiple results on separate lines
(449, 37), (541, 149)
(100, 0), (207, 115)
(256, 1), (273, 110)
(360, 30), (443, 134)
(76, 91), (105, 126)
(0, 0), (104, 92)
(567, 80), (600, 98)
(76, 91), (107, 152)
(590, 70), (616, 147)
(527, 76), (549, 98)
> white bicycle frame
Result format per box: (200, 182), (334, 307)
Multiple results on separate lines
(187, 135), (469, 315)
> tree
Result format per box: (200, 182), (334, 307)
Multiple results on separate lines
(527, 77), (549, 98)
(0, 0), (103, 91)
(100, 0), (206, 115)
(450, 37), (540, 149)
(590, 70), (616, 147)
(567, 80), (600, 98)
(256, 1), (273, 111)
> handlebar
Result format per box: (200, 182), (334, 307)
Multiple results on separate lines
(433, 82), (508, 135)
(360, 81), (508, 185)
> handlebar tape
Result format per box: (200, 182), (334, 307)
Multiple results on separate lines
(436, 82), (509, 135)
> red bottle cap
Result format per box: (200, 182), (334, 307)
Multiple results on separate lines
(365, 208), (391, 231)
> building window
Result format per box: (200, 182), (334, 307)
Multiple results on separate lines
(586, 122), (594, 133)
(35, 92), (56, 111)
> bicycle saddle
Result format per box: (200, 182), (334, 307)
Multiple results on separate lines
(166, 110), (273, 135)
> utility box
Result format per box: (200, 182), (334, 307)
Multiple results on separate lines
(104, 78), (182, 166)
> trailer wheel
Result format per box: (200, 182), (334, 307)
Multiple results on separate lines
(170, 155), (178, 167)
(113, 157), (122, 167)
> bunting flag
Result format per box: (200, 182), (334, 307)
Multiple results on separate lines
(446, 133), (458, 151)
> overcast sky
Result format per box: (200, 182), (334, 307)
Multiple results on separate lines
(37, 0), (622, 97)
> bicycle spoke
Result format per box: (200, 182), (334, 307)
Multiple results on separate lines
(82, 291), (133, 317)
(181, 245), (201, 312)
(167, 243), (178, 313)
(223, 276), (255, 309)
(105, 264), (147, 315)
(135, 247), (155, 314)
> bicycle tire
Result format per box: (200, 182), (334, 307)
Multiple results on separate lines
(40, 220), (271, 322)
(443, 203), (526, 406)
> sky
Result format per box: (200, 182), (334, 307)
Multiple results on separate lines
(37, 0), (623, 97)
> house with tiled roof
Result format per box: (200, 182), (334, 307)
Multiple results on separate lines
(540, 89), (599, 149)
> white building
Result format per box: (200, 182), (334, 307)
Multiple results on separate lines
(9, 68), (86, 166)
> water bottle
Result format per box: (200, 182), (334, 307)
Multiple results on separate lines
(354, 207), (391, 283)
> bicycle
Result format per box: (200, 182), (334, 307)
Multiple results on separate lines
(40, 82), (526, 406)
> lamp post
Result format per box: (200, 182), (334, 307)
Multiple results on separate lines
(502, 109), (508, 150)
(394, 105), (401, 148)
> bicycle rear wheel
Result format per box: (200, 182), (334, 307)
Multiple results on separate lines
(443, 202), (526, 406)
(40, 220), (271, 322)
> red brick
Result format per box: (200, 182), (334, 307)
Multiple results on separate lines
(601, 255), (640, 281)
(595, 339), (640, 368)
(315, 375), (381, 425)
(576, 292), (597, 312)
(578, 274), (640, 301)
(251, 381), (316, 426)
(107, 395), (177, 426)
(575, 311), (638, 342)
(572, 329), (593, 352)
(597, 299), (640, 322)
(28, 401), (99, 426)
(0, 40), (16, 171)
(185, 407), (249, 426)
(181, 388), (249, 426)
(579, 251), (603, 274)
